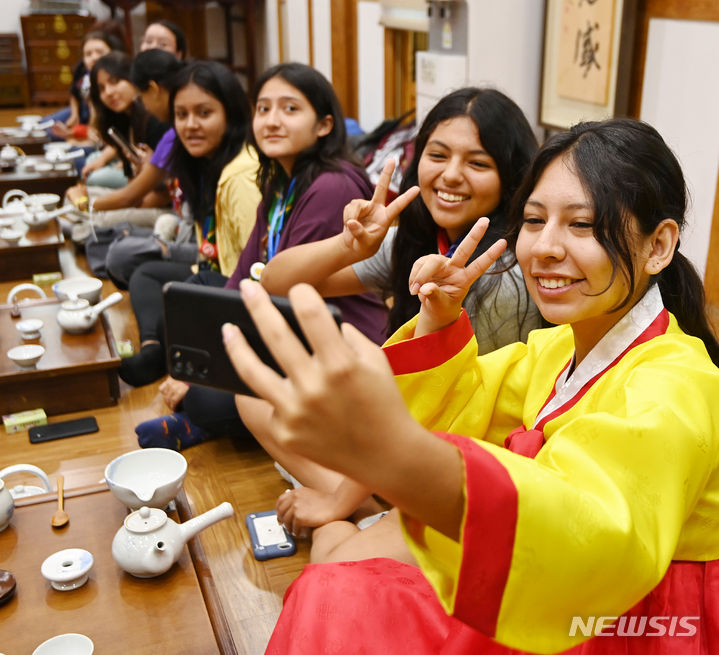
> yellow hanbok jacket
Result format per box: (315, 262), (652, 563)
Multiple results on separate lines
(192, 144), (261, 275)
(380, 285), (719, 653)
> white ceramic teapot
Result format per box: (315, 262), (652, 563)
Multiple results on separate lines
(0, 463), (52, 502)
(22, 204), (74, 231)
(56, 291), (123, 333)
(2, 188), (28, 209)
(111, 502), (234, 578)
(0, 479), (13, 531)
(0, 145), (21, 169)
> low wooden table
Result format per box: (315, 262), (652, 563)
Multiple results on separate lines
(1, 484), (233, 654)
(0, 156), (77, 197)
(0, 132), (51, 156)
(0, 215), (64, 282)
(0, 298), (121, 416)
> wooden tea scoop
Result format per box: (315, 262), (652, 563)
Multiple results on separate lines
(51, 475), (69, 528)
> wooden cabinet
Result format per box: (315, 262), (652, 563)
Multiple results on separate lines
(0, 33), (29, 107)
(20, 13), (95, 105)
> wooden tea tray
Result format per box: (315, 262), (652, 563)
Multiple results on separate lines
(0, 215), (63, 282)
(0, 298), (120, 415)
(0, 484), (236, 654)
(0, 157), (78, 199)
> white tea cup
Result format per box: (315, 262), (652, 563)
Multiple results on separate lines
(33, 633), (94, 655)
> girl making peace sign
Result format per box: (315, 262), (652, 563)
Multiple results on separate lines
(261, 87), (543, 354)
(224, 118), (719, 654)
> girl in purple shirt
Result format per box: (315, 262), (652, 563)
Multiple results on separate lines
(140, 63), (387, 451)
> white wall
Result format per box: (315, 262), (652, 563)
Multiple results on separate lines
(281, 0), (310, 64)
(312, 0), (332, 82)
(412, 2), (546, 137)
(640, 18), (719, 279)
(357, 1), (384, 130)
(264, 0), (281, 66)
(466, 2), (544, 136)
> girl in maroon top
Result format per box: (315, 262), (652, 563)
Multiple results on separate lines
(140, 63), (387, 450)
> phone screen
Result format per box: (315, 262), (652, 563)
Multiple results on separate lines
(253, 514), (289, 546)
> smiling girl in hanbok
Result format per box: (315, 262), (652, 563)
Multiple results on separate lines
(223, 118), (719, 654)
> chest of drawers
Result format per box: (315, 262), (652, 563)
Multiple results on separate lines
(0, 32), (29, 107)
(20, 13), (95, 105)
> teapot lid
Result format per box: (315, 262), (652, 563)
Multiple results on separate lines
(60, 297), (90, 311)
(124, 506), (167, 533)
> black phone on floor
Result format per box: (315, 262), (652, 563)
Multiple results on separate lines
(162, 281), (342, 396)
(29, 417), (99, 443)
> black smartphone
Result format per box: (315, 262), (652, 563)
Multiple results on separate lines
(245, 510), (296, 561)
(29, 417), (99, 443)
(162, 281), (342, 396)
(107, 126), (141, 165)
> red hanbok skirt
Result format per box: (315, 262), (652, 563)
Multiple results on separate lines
(266, 557), (719, 654)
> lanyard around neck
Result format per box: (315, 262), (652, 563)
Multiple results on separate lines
(267, 177), (296, 261)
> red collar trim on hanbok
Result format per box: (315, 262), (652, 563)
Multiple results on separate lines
(505, 286), (669, 458)
(437, 227), (450, 255)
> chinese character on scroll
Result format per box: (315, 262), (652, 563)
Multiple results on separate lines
(556, 0), (616, 105)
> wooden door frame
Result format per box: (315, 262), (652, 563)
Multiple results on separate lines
(627, 1), (719, 315)
(628, 0), (719, 117)
(704, 171), (719, 312)
(330, 0), (358, 119)
(383, 28), (424, 119)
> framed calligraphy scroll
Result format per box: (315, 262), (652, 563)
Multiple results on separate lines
(539, 0), (638, 131)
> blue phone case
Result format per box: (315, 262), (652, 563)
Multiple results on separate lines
(245, 510), (297, 561)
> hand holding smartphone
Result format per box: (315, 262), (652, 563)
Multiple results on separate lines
(107, 126), (141, 166)
(162, 282), (342, 396)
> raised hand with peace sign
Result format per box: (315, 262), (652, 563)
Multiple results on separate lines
(409, 217), (507, 336)
(260, 159), (419, 297)
(340, 159), (420, 259)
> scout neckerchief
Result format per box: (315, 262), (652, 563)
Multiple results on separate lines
(168, 177), (183, 215)
(505, 285), (669, 458)
(199, 210), (219, 271)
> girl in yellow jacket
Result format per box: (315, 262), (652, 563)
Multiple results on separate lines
(119, 60), (260, 386)
(223, 118), (719, 654)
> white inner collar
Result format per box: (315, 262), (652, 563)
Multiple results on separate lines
(534, 285), (664, 427)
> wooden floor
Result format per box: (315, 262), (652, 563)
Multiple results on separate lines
(0, 107), (308, 654)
